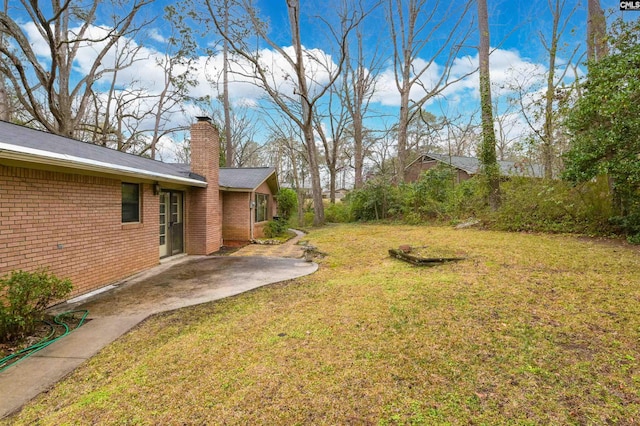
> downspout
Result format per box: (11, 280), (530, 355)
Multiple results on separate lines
(250, 191), (255, 240)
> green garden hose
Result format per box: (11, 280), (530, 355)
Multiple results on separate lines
(0, 310), (89, 373)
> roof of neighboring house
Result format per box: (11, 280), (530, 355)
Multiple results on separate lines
(410, 153), (544, 178)
(0, 120), (207, 187)
(219, 167), (279, 193)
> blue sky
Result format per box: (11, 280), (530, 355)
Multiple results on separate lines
(3, 0), (635, 160)
(193, 0), (628, 118)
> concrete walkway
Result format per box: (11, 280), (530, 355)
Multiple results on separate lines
(230, 228), (308, 258)
(0, 232), (316, 419)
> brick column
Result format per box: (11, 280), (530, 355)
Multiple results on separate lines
(186, 117), (221, 254)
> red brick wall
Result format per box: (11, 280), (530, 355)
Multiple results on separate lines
(221, 191), (250, 242)
(0, 165), (158, 298)
(256, 181), (276, 219)
(405, 159), (438, 182)
(253, 221), (266, 239)
(253, 181), (276, 239)
(185, 119), (221, 254)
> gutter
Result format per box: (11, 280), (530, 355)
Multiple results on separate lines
(0, 142), (207, 187)
(219, 186), (254, 192)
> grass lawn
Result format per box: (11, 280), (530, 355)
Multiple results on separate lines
(6, 224), (640, 424)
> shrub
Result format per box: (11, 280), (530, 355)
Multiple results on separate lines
(303, 211), (315, 227)
(402, 166), (456, 222)
(349, 178), (403, 221)
(276, 188), (298, 220)
(325, 201), (351, 223)
(491, 177), (613, 235)
(263, 218), (288, 238)
(0, 269), (72, 342)
(447, 177), (488, 221)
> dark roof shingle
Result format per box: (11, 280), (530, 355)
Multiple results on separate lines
(418, 153), (544, 178)
(0, 120), (204, 183)
(219, 167), (277, 191)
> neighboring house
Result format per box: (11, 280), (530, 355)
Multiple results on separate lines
(322, 188), (349, 200)
(0, 117), (278, 298)
(405, 153), (544, 183)
(219, 167), (278, 244)
(281, 183), (312, 200)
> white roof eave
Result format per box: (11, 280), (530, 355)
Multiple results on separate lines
(0, 142), (207, 187)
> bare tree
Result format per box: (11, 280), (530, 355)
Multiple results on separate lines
(478, 0), (500, 209)
(78, 4), (200, 158)
(368, 124), (399, 178)
(342, 13), (384, 189)
(0, 0), (152, 137)
(212, 105), (263, 167)
(314, 84), (350, 203)
(493, 106), (522, 161)
(85, 34), (145, 150)
(0, 0), (10, 121)
(263, 112), (309, 225)
(206, 0), (364, 225)
(540, 0), (581, 178)
(0, 77), (9, 121)
(222, 0), (234, 166)
(504, 0), (581, 178)
(445, 117), (480, 157)
(387, 0), (473, 182)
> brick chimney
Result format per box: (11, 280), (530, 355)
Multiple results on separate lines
(185, 117), (221, 254)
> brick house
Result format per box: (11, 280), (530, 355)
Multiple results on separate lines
(405, 153), (544, 183)
(0, 117), (278, 298)
(220, 167), (278, 245)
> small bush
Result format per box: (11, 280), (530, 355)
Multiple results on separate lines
(325, 202), (351, 223)
(349, 178), (403, 221)
(401, 166), (456, 222)
(447, 177), (488, 221)
(0, 269), (72, 342)
(609, 211), (640, 244)
(263, 218), (288, 238)
(303, 211), (315, 227)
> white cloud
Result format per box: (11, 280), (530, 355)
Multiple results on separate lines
(148, 28), (167, 44)
(371, 48), (548, 109)
(182, 45), (339, 109)
(19, 17), (568, 159)
(21, 22), (51, 58)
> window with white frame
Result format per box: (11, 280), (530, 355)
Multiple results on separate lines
(255, 193), (269, 222)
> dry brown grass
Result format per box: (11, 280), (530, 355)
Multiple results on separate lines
(6, 224), (640, 425)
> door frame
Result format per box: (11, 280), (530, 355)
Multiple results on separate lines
(159, 190), (185, 258)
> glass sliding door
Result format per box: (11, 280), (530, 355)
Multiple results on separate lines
(159, 191), (184, 258)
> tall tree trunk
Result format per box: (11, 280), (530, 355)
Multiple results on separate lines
(587, 0), (608, 63)
(353, 112), (364, 188)
(288, 145), (305, 226)
(223, 0), (233, 166)
(397, 89), (411, 182)
(0, 78), (10, 121)
(478, 0), (500, 210)
(0, 0), (9, 121)
(343, 25), (379, 190)
(288, 0), (325, 225)
(542, 0), (561, 180)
